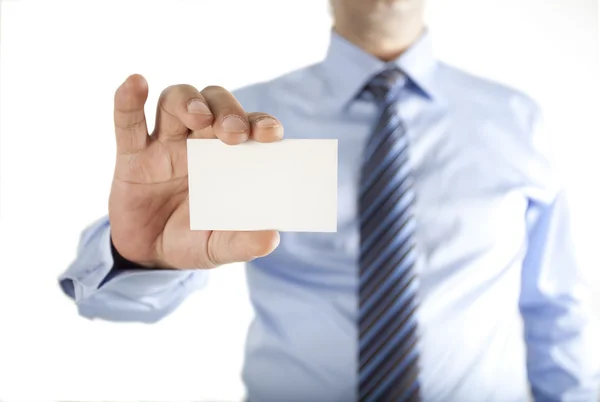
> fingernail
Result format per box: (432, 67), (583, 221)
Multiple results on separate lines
(187, 99), (211, 115)
(222, 116), (248, 133)
(255, 117), (279, 128)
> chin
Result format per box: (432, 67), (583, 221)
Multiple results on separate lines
(378, 0), (418, 3)
(333, 0), (424, 17)
(375, 0), (424, 11)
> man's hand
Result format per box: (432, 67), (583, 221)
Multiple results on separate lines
(109, 74), (282, 269)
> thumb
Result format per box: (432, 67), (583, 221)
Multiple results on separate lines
(207, 230), (280, 266)
(114, 74), (149, 155)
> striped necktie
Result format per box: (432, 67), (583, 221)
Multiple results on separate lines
(358, 68), (422, 402)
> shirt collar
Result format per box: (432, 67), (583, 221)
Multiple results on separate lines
(320, 28), (440, 109)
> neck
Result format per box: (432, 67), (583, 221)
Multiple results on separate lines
(333, 17), (424, 62)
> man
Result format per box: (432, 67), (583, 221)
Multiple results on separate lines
(59, 0), (599, 401)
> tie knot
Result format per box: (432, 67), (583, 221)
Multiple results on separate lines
(362, 68), (407, 104)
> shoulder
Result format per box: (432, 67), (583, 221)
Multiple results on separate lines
(231, 63), (321, 114)
(435, 61), (541, 125)
(436, 63), (557, 198)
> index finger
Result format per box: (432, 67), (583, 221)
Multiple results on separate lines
(201, 85), (250, 145)
(153, 84), (215, 143)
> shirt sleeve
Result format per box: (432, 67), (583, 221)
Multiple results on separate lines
(58, 216), (209, 323)
(520, 191), (600, 401)
(518, 101), (600, 400)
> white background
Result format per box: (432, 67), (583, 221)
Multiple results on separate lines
(0, 0), (598, 400)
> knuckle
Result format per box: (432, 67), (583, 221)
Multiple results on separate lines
(195, 244), (217, 269)
(202, 85), (230, 96)
(197, 253), (218, 269)
(205, 245), (220, 267)
(179, 83), (199, 92)
(205, 232), (226, 267)
(203, 85), (226, 92)
(159, 84), (203, 117)
(248, 112), (268, 119)
(158, 86), (182, 116)
(114, 93), (141, 114)
(159, 84), (177, 98)
(173, 83), (199, 95)
(115, 116), (146, 131)
(161, 84), (199, 100)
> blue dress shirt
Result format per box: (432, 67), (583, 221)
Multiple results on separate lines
(59, 30), (600, 402)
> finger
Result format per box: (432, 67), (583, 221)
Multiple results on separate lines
(188, 124), (217, 139)
(207, 230), (280, 266)
(153, 84), (214, 142)
(190, 112), (283, 141)
(201, 86), (250, 145)
(114, 74), (149, 155)
(247, 112), (284, 143)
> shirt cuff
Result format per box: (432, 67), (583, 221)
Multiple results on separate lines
(59, 217), (209, 322)
(59, 219), (117, 302)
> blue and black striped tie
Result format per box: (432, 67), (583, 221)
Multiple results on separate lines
(358, 68), (421, 402)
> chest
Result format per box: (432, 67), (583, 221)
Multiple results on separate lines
(269, 101), (530, 277)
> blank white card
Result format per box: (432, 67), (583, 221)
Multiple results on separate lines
(187, 139), (338, 232)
